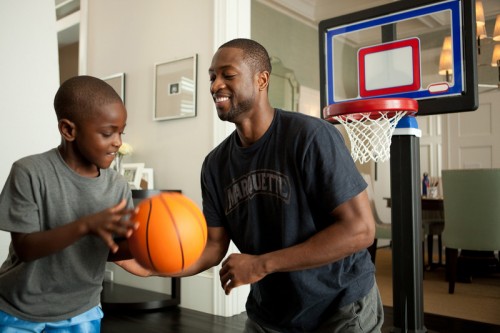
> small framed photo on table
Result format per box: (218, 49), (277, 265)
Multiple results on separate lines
(141, 168), (154, 190)
(121, 163), (145, 189)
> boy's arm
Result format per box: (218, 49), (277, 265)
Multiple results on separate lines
(12, 200), (137, 262)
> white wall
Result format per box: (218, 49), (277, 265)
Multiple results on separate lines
(84, 0), (217, 313)
(0, 0), (60, 263)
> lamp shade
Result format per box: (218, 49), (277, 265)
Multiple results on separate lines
(491, 44), (500, 67)
(494, 15), (500, 42)
(476, 0), (486, 27)
(439, 36), (453, 75)
(477, 24), (487, 40)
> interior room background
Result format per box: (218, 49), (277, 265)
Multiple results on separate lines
(1, 0), (499, 319)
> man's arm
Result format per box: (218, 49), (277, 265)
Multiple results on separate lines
(219, 190), (375, 294)
(114, 226), (231, 277)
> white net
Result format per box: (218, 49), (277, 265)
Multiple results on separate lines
(334, 111), (407, 164)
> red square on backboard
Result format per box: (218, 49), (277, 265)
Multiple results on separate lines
(358, 38), (421, 97)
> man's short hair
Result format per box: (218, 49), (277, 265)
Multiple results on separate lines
(219, 38), (272, 74)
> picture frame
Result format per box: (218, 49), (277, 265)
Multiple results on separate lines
(120, 163), (145, 189)
(102, 73), (125, 104)
(141, 168), (154, 190)
(153, 54), (197, 121)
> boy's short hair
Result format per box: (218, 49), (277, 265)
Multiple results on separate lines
(219, 38), (272, 75)
(54, 75), (123, 122)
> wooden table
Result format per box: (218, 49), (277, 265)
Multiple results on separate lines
(383, 196), (443, 212)
(383, 196), (445, 269)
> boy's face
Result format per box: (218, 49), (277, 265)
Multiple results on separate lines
(74, 102), (127, 170)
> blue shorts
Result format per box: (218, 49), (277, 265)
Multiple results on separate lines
(0, 306), (103, 333)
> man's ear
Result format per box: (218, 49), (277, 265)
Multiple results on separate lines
(58, 119), (76, 142)
(257, 71), (270, 91)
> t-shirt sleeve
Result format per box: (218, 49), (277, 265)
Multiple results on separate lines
(200, 155), (225, 228)
(301, 122), (367, 214)
(0, 162), (42, 233)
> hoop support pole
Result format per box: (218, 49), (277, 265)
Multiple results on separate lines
(390, 125), (427, 333)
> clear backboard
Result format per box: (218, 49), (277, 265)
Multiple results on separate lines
(319, 0), (478, 117)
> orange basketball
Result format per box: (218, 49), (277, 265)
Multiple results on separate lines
(128, 192), (207, 274)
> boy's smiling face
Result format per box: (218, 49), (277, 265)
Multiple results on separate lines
(73, 101), (127, 172)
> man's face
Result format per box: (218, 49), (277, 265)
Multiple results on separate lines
(208, 47), (258, 122)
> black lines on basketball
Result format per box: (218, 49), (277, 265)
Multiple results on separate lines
(144, 198), (157, 272)
(159, 193), (185, 271)
(182, 199), (208, 245)
(129, 192), (207, 274)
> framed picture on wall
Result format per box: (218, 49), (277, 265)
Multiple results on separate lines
(153, 54), (197, 121)
(141, 168), (154, 190)
(121, 163), (145, 189)
(102, 73), (126, 104)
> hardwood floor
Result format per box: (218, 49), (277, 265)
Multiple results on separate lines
(101, 306), (500, 333)
(101, 306), (245, 333)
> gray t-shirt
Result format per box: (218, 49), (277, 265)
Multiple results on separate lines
(0, 148), (132, 322)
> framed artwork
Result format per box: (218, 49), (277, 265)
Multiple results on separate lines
(153, 54), (197, 121)
(102, 73), (125, 104)
(141, 168), (154, 190)
(121, 163), (145, 189)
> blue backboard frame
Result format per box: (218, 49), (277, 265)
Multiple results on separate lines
(318, 0), (478, 117)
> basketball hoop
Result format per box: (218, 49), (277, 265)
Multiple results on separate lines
(323, 98), (418, 164)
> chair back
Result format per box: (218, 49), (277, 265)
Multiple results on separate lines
(442, 169), (500, 251)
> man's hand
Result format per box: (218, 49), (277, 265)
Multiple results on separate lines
(219, 253), (267, 295)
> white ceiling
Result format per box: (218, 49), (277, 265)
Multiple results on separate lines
(58, 1), (500, 48)
(259, 0), (500, 27)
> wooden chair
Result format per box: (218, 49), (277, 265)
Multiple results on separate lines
(442, 169), (500, 294)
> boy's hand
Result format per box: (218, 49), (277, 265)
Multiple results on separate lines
(83, 199), (138, 253)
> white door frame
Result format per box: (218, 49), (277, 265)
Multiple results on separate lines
(212, 0), (251, 317)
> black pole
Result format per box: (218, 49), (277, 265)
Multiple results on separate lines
(389, 133), (426, 333)
(381, 22), (426, 333)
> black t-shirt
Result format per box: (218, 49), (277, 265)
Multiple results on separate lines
(201, 109), (374, 332)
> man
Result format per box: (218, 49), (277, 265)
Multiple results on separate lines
(180, 38), (383, 332)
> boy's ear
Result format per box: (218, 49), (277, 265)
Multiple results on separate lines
(58, 119), (76, 142)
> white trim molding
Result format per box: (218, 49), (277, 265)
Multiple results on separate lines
(212, 0), (251, 317)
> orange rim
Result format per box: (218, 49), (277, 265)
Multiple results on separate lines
(323, 98), (418, 123)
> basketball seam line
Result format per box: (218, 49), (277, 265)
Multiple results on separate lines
(160, 194), (185, 271)
(145, 199), (158, 272)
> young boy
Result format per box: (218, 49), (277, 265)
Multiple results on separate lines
(0, 76), (141, 332)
